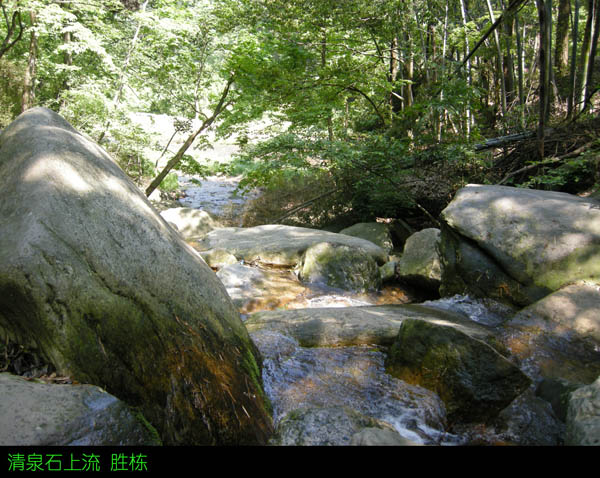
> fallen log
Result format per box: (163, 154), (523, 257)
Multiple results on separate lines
(474, 128), (554, 151)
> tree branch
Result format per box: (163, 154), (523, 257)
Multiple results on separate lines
(145, 75), (235, 197)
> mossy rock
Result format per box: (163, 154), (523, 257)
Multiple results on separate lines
(299, 242), (381, 292)
(339, 222), (394, 254)
(385, 319), (531, 424)
(0, 108), (272, 445)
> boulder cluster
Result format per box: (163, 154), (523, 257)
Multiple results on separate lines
(1, 109), (598, 446)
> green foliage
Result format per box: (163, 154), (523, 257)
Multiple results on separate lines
(521, 148), (600, 193)
(159, 172), (179, 192)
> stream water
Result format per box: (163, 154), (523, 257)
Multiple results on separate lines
(179, 175), (566, 446)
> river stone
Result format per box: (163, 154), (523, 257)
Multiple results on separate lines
(491, 389), (564, 446)
(159, 207), (222, 240)
(0, 373), (160, 446)
(196, 224), (388, 267)
(0, 108), (272, 445)
(299, 242), (381, 292)
(511, 281), (600, 343)
(199, 248), (238, 269)
(349, 427), (422, 446)
(269, 406), (397, 446)
(385, 318), (531, 424)
(441, 184), (600, 300)
(339, 222), (394, 254)
(246, 304), (496, 348)
(217, 263), (306, 313)
(565, 376), (600, 445)
(396, 228), (442, 292)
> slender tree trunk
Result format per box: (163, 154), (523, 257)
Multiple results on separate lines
(515, 12), (526, 126)
(459, 0), (472, 137)
(438, 0), (450, 141)
(578, 0), (596, 113)
(389, 34), (402, 120)
(555, 0), (571, 82)
(502, 2), (516, 106)
(321, 29), (334, 141)
(583, 0), (600, 112)
(21, 11), (37, 113)
(536, 0), (552, 159)
(568, 0), (580, 118)
(486, 0), (508, 118)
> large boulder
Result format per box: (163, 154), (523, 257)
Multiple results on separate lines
(246, 304), (499, 348)
(440, 184), (600, 305)
(159, 207), (222, 240)
(339, 222), (394, 254)
(396, 228), (442, 292)
(565, 375), (600, 445)
(298, 242), (381, 292)
(0, 108), (272, 445)
(196, 224), (388, 267)
(0, 373), (160, 446)
(385, 318), (531, 424)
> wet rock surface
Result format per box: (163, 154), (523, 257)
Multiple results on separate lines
(0, 373), (159, 446)
(385, 318), (531, 424)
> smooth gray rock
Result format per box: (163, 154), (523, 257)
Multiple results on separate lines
(439, 225), (547, 306)
(199, 248), (238, 269)
(196, 224), (388, 267)
(339, 222), (394, 254)
(269, 407), (397, 446)
(441, 184), (600, 295)
(512, 281), (600, 343)
(0, 373), (159, 446)
(159, 207), (222, 240)
(246, 304), (495, 348)
(566, 375), (600, 445)
(396, 228), (442, 291)
(299, 242), (381, 292)
(350, 427), (422, 446)
(0, 108), (271, 445)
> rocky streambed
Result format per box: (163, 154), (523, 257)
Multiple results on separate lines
(165, 177), (600, 446)
(1, 109), (598, 447)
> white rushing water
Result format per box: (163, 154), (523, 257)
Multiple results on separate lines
(251, 329), (464, 445)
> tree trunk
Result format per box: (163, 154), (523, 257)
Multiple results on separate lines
(568, 0), (580, 118)
(486, 0), (508, 118)
(555, 0), (571, 82)
(438, 0), (450, 141)
(21, 11), (37, 113)
(459, 0), (472, 137)
(515, 12), (526, 126)
(536, 0), (552, 159)
(502, 1), (516, 106)
(583, 0), (600, 112)
(577, 0), (596, 113)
